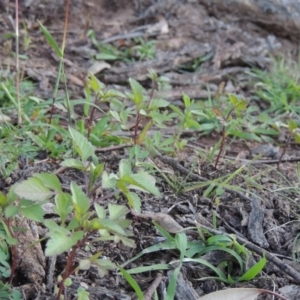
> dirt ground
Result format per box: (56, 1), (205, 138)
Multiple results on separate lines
(2, 0), (300, 299)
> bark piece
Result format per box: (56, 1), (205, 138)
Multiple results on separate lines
(199, 0), (300, 40)
(248, 196), (269, 248)
(13, 217), (46, 286)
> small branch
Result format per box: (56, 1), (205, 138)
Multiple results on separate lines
(95, 143), (132, 153)
(144, 272), (163, 300)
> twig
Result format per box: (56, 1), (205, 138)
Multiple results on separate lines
(100, 27), (156, 44)
(143, 272), (163, 300)
(154, 151), (207, 182)
(95, 143), (132, 153)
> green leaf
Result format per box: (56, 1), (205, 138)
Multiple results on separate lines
(182, 92), (191, 108)
(78, 259), (91, 270)
(121, 263), (169, 275)
(118, 266), (144, 300)
(117, 235), (136, 248)
(95, 53), (118, 60)
(121, 241), (177, 268)
(76, 287), (90, 300)
(64, 278), (73, 287)
(94, 203), (106, 219)
(288, 119), (298, 131)
(0, 192), (7, 208)
(184, 242), (206, 258)
(238, 255), (266, 281)
(102, 171), (118, 189)
(153, 222), (175, 242)
(185, 119), (201, 129)
(122, 173), (160, 196)
(175, 233), (187, 259)
(136, 120), (153, 145)
(129, 78), (144, 106)
(20, 203), (44, 222)
(119, 159), (132, 177)
(97, 219), (126, 235)
(61, 159), (85, 170)
(44, 220), (70, 233)
(71, 182), (90, 215)
(45, 230), (84, 256)
(207, 235), (233, 246)
(4, 205), (18, 218)
(149, 98), (170, 109)
(38, 21), (62, 57)
(165, 265), (181, 300)
(68, 127), (95, 162)
(92, 259), (116, 278)
(90, 163), (105, 186)
(33, 173), (62, 192)
(54, 193), (73, 224)
(108, 204), (129, 220)
(14, 177), (53, 201)
(125, 192), (141, 212)
(86, 73), (105, 92)
(170, 104), (184, 118)
(184, 257), (227, 282)
(6, 188), (18, 205)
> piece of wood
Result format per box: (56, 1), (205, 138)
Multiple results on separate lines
(199, 0), (300, 41)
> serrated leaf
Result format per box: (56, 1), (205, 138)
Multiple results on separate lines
(4, 205), (18, 218)
(119, 159), (132, 177)
(129, 78), (144, 106)
(182, 92), (191, 107)
(54, 193), (73, 224)
(149, 98), (170, 109)
(98, 219), (126, 235)
(71, 182), (90, 215)
(93, 259), (116, 278)
(87, 73), (105, 92)
(125, 192), (141, 212)
(102, 171), (118, 189)
(14, 177), (53, 201)
(45, 230), (84, 256)
(33, 173), (62, 192)
(118, 235), (136, 248)
(186, 119), (201, 129)
(94, 203), (106, 219)
(79, 259), (91, 270)
(106, 89), (126, 98)
(20, 203), (44, 222)
(122, 173), (160, 196)
(44, 220), (70, 234)
(108, 204), (128, 220)
(90, 163), (104, 186)
(68, 127), (95, 162)
(61, 159), (85, 170)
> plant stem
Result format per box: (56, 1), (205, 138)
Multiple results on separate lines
(15, 0), (21, 124)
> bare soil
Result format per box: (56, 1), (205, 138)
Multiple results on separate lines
(1, 0), (300, 299)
